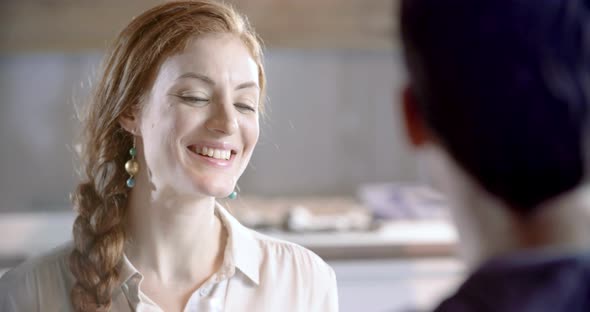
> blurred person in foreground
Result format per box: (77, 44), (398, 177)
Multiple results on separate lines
(0, 1), (337, 311)
(399, 0), (590, 311)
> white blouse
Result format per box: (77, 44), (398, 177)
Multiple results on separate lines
(0, 203), (338, 311)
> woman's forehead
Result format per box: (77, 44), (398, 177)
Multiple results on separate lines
(156, 33), (259, 85)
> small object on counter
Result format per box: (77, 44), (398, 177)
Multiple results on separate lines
(283, 205), (373, 232)
(232, 205), (279, 230)
(228, 196), (371, 231)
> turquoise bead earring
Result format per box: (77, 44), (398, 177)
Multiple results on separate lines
(227, 184), (239, 199)
(125, 135), (139, 188)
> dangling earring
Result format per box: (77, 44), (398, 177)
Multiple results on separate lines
(228, 184), (239, 199)
(125, 135), (139, 188)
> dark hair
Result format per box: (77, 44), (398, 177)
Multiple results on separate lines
(400, 0), (589, 214)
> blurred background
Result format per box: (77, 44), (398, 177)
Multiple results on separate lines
(0, 1), (463, 311)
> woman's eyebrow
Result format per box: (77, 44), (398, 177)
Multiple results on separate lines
(176, 72), (258, 91)
(176, 72), (215, 86)
(235, 81), (259, 91)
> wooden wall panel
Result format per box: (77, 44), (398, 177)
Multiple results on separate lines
(0, 0), (398, 52)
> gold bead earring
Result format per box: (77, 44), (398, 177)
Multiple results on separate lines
(125, 133), (139, 188)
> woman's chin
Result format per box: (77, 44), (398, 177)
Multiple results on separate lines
(174, 169), (236, 198)
(187, 180), (234, 198)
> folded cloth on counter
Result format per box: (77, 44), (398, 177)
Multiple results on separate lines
(219, 196), (373, 232)
(357, 183), (449, 219)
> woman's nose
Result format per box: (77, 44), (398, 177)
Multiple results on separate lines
(205, 101), (238, 135)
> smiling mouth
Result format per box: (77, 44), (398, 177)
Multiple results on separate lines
(188, 145), (236, 161)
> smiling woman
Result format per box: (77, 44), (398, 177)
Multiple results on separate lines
(0, 1), (338, 312)
(120, 33), (261, 199)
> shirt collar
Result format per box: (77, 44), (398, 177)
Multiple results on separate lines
(115, 202), (262, 288)
(119, 253), (141, 286)
(112, 254), (143, 306)
(215, 201), (261, 285)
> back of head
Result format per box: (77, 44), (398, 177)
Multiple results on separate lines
(400, 0), (590, 215)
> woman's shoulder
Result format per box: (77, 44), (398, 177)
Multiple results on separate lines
(0, 242), (74, 311)
(250, 230), (335, 277)
(1, 241), (73, 283)
(246, 230), (339, 310)
(219, 202), (334, 277)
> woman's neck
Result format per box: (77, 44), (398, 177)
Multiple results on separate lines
(124, 185), (226, 286)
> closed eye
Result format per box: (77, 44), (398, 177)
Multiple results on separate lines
(176, 95), (209, 107)
(235, 103), (256, 113)
(179, 95), (208, 103)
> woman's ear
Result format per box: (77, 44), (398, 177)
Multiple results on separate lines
(402, 85), (430, 147)
(119, 107), (140, 136)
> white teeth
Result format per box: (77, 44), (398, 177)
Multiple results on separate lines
(196, 146), (232, 160)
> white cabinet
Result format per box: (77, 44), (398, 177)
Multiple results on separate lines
(331, 258), (464, 312)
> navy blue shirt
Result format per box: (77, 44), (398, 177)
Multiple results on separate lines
(434, 251), (590, 312)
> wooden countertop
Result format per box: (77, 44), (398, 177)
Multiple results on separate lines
(0, 210), (457, 264)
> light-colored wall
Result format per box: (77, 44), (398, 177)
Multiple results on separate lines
(242, 49), (416, 195)
(0, 49), (417, 212)
(1, 54), (98, 212)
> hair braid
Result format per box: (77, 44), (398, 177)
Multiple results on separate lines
(69, 144), (129, 311)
